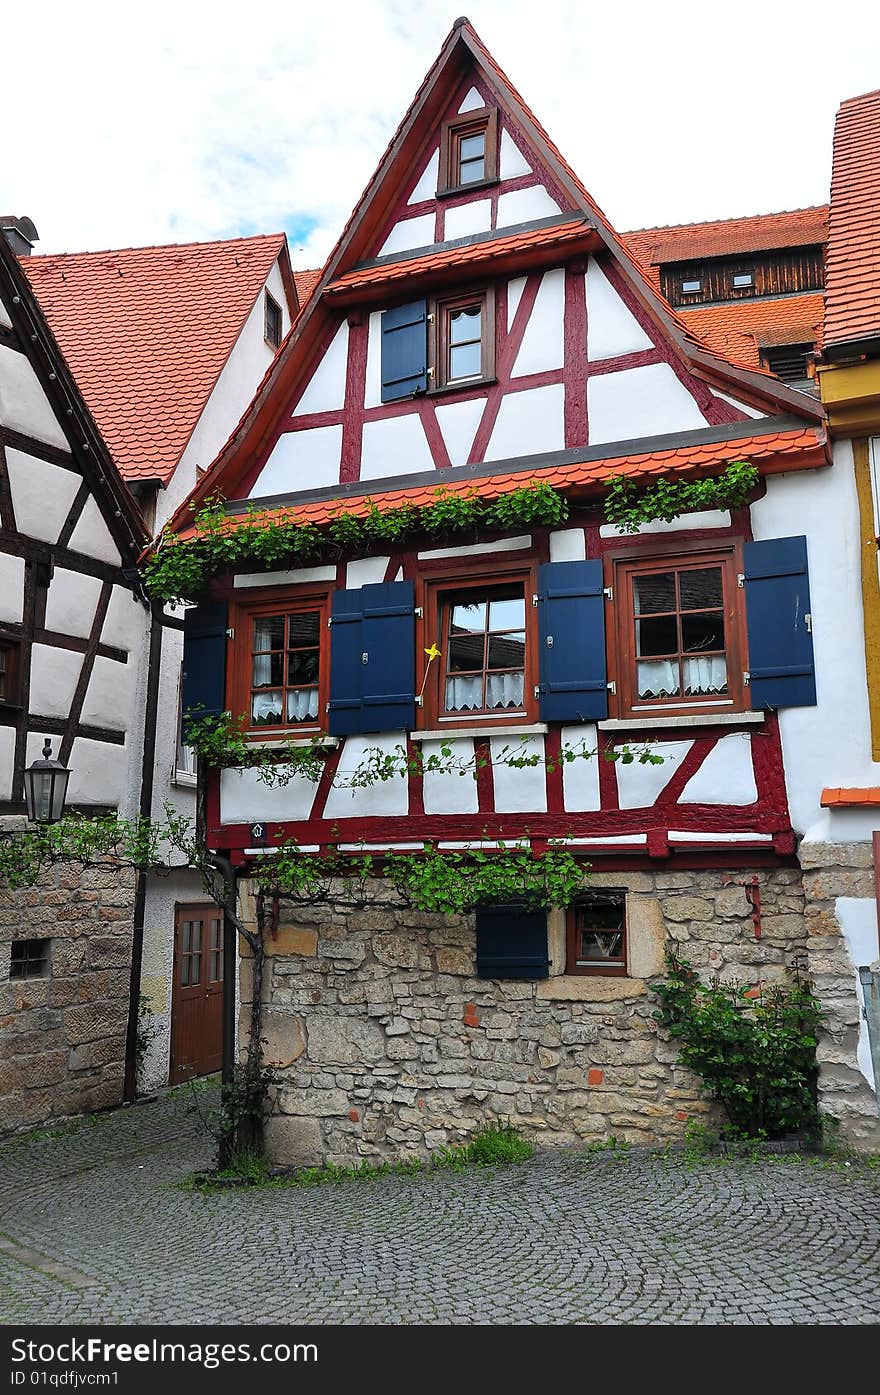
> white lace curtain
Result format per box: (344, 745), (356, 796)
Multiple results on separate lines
(251, 688), (318, 723)
(445, 672), (524, 712)
(638, 657), (727, 699)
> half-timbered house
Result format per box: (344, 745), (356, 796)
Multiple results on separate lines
(163, 20), (876, 1161)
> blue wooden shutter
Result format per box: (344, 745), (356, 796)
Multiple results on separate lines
(536, 560), (608, 721)
(181, 602), (228, 737)
(743, 535), (816, 708)
(328, 580), (416, 734)
(475, 903), (550, 980)
(381, 300), (428, 402)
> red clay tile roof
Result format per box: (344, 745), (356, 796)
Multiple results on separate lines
(325, 219), (592, 294)
(170, 425), (826, 545)
(21, 234), (287, 484)
(622, 208), (829, 289)
(821, 787), (880, 807)
(677, 293), (825, 369)
(293, 269), (321, 306)
(824, 89), (880, 348)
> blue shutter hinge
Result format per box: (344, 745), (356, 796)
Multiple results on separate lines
(604, 586), (613, 600)
(805, 613), (812, 632)
(546, 634), (554, 648)
(226, 627), (234, 639)
(606, 680), (616, 695)
(532, 593), (539, 607)
(415, 606), (423, 618)
(361, 652), (369, 664)
(737, 573), (745, 588)
(743, 671), (750, 686)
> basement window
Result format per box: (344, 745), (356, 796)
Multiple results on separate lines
(10, 938), (50, 980)
(566, 891), (627, 975)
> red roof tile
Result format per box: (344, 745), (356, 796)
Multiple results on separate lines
(676, 293), (825, 369)
(824, 89), (880, 348)
(293, 269), (321, 306)
(821, 787), (880, 807)
(22, 234), (287, 484)
(170, 425), (826, 546)
(622, 208), (828, 288)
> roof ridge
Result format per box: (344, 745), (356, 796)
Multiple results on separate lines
(26, 231), (287, 263)
(623, 206), (829, 236)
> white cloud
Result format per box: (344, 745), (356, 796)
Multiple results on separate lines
(2, 0), (878, 263)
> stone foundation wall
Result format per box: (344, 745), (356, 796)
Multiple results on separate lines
(241, 866), (812, 1167)
(800, 841), (880, 1149)
(0, 861), (136, 1133)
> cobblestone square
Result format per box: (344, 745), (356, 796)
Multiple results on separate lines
(0, 1086), (877, 1325)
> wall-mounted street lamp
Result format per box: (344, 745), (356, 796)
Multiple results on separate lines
(24, 738), (71, 825)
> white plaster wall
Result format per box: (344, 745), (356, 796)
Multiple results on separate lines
(140, 866), (205, 1089)
(0, 344), (69, 449)
(102, 584), (144, 654)
(549, 528), (586, 562)
(600, 509), (731, 538)
(220, 766), (319, 825)
(418, 535), (530, 561)
(422, 738), (479, 815)
(234, 564), (336, 589)
(615, 740), (694, 810)
(836, 896), (879, 1089)
(0, 726), (16, 801)
(716, 391), (766, 420)
(81, 654), (138, 732)
(485, 383), (565, 461)
(5, 450), (81, 543)
(500, 130), (531, 180)
(250, 425), (343, 497)
(293, 322), (348, 415)
(512, 269), (565, 377)
(365, 312), (384, 409)
(44, 568), (102, 639)
(491, 733), (547, 813)
(588, 362), (707, 446)
(752, 451), (880, 840)
(435, 398), (484, 466)
(0, 554), (24, 623)
(507, 277), (526, 327)
(28, 644), (82, 719)
(443, 200), (491, 242)
(497, 186), (561, 226)
(459, 87), (484, 112)
(408, 148), (439, 204)
(360, 414), (433, 480)
(586, 259), (653, 359)
(65, 735), (129, 806)
(678, 734), (757, 806)
(323, 733), (409, 819)
(346, 556), (389, 588)
(561, 724), (601, 811)
(378, 214), (435, 258)
(0, 298), (11, 329)
(68, 496), (121, 566)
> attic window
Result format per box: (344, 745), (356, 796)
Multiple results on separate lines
(732, 272), (754, 289)
(438, 108), (499, 195)
(681, 279), (702, 294)
(264, 292), (282, 350)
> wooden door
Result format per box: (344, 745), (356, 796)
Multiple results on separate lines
(169, 903), (223, 1085)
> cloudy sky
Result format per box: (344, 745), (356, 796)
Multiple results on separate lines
(4, 0), (879, 264)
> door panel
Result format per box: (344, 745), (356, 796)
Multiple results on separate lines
(169, 903), (223, 1085)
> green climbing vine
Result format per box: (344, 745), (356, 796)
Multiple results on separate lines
(603, 460), (760, 534)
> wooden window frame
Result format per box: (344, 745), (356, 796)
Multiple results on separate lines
(264, 291), (282, 350)
(417, 559), (539, 730)
(680, 278), (702, 295)
(606, 541), (747, 721)
(428, 285), (496, 393)
(0, 636), (22, 708)
(566, 892), (627, 976)
(437, 107), (499, 196)
(229, 587), (330, 736)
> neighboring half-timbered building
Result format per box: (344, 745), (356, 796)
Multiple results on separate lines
(0, 229), (150, 1129)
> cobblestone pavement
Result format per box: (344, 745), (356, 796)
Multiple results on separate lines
(0, 1085), (878, 1325)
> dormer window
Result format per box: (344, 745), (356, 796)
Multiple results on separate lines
(438, 108), (499, 195)
(681, 278), (702, 294)
(732, 272), (754, 289)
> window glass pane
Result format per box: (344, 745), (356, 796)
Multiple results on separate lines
(253, 616), (284, 650)
(181, 956), (189, 987)
(287, 651), (319, 684)
(633, 573), (676, 614)
(683, 656), (727, 696)
(488, 596), (525, 630)
(636, 614), (677, 657)
(450, 600), (486, 633)
(486, 672), (524, 709)
(733, 273), (753, 287)
(445, 675), (483, 711)
(679, 567), (723, 611)
(681, 611), (725, 653)
(448, 635), (485, 672)
(182, 922), (192, 955)
(287, 688), (319, 722)
(191, 922), (202, 953)
(449, 306), (481, 344)
(682, 279), (701, 293)
(459, 157), (485, 184)
(637, 660), (680, 699)
(450, 342), (482, 380)
(252, 691), (283, 724)
(288, 611), (320, 647)
(578, 930), (625, 964)
(253, 652), (283, 688)
(487, 633), (525, 669)
(459, 134), (485, 161)
(190, 953), (201, 987)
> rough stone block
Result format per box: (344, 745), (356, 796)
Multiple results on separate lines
(374, 934), (420, 969)
(626, 896), (666, 978)
(267, 926), (318, 957)
(261, 1012), (306, 1068)
(265, 1114), (324, 1166)
(663, 896), (714, 922)
(537, 977), (646, 1003)
(307, 1015), (385, 1064)
(277, 1087), (348, 1117)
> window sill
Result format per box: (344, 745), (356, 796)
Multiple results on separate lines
(427, 376), (496, 399)
(412, 722), (547, 742)
(599, 711), (765, 732)
(537, 976), (647, 1003)
(435, 176), (500, 200)
(171, 770), (198, 788)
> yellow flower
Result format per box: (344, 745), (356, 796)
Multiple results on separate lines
(424, 644), (441, 662)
